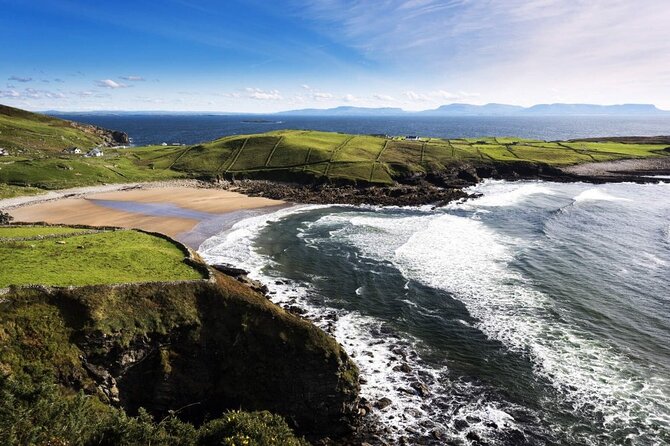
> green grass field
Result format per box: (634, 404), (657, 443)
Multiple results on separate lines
(1, 105), (669, 195)
(0, 227), (205, 287)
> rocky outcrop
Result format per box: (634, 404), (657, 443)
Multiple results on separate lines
(220, 180), (471, 207)
(2, 271), (359, 439)
(70, 121), (130, 146)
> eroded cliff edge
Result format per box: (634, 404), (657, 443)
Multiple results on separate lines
(0, 268), (359, 439)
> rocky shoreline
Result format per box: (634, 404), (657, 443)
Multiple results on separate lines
(208, 156), (670, 209)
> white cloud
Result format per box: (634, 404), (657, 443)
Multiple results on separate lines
(313, 92), (334, 100)
(0, 89), (20, 98)
(404, 90), (429, 101)
(246, 87), (283, 100)
(301, 84), (311, 90)
(96, 79), (129, 89)
(343, 93), (358, 102)
(372, 94), (395, 101)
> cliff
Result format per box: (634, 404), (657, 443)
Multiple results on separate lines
(0, 255), (359, 441)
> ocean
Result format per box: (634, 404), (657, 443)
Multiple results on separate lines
(198, 180), (670, 445)
(54, 114), (670, 145)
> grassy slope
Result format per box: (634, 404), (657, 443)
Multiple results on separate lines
(0, 104), (105, 153)
(1, 105), (669, 197)
(0, 226), (204, 287)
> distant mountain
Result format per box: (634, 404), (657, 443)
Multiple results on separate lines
(276, 103), (669, 117)
(419, 103), (526, 116)
(276, 106), (407, 116)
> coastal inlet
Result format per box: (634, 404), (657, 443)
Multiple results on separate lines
(199, 179), (670, 446)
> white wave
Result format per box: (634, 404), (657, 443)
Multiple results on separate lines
(454, 180), (557, 209)
(198, 204), (328, 277)
(573, 188), (631, 203)
(322, 210), (670, 444)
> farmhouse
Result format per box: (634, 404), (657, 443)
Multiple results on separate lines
(63, 147), (82, 154)
(405, 135), (420, 141)
(85, 148), (104, 157)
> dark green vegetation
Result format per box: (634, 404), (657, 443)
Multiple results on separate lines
(0, 225), (358, 444)
(0, 227), (204, 287)
(1, 105), (669, 198)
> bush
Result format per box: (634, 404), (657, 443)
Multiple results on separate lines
(0, 211), (12, 225)
(0, 377), (307, 446)
(199, 411), (309, 446)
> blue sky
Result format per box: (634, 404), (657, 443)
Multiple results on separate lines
(1, 0), (669, 112)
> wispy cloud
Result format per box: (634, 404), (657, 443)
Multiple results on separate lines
(246, 87), (283, 100)
(1, 88), (66, 99)
(95, 79), (130, 89)
(372, 94), (395, 102)
(0, 89), (21, 98)
(292, 0), (670, 104)
(403, 89), (479, 103)
(8, 75), (32, 83)
(120, 75), (146, 81)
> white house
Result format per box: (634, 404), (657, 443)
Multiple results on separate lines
(85, 148), (104, 157)
(405, 135), (420, 141)
(0, 148), (8, 156)
(63, 147), (81, 154)
(161, 142), (168, 146)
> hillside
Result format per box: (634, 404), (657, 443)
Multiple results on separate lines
(1, 106), (669, 199)
(0, 104), (129, 154)
(0, 224), (359, 444)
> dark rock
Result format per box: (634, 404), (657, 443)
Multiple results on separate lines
(211, 263), (249, 277)
(454, 419), (469, 430)
(410, 381), (430, 398)
(393, 363), (412, 373)
(375, 397), (392, 410)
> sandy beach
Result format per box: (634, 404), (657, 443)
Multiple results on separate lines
(4, 182), (285, 246)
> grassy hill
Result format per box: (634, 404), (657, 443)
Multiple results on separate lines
(1, 105), (669, 198)
(0, 104), (127, 154)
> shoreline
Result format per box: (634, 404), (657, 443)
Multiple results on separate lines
(3, 180), (285, 248)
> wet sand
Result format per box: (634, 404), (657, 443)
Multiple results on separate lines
(7, 184), (285, 247)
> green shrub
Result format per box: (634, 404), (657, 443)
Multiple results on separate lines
(199, 411), (309, 446)
(0, 377), (307, 446)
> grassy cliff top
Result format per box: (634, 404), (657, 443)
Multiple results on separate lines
(0, 226), (205, 287)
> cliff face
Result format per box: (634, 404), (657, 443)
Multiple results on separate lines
(0, 272), (359, 438)
(69, 121), (130, 146)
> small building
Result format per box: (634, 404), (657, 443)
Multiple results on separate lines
(0, 148), (8, 156)
(405, 135), (420, 141)
(85, 148), (104, 157)
(63, 147), (81, 154)
(161, 142), (168, 146)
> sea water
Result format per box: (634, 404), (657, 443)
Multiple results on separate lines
(55, 114), (670, 145)
(199, 180), (670, 445)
